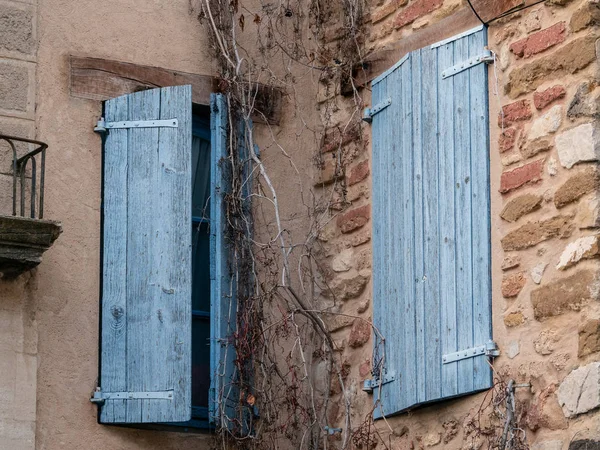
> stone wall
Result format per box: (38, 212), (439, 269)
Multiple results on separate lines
(315, 0), (600, 447)
(0, 0), (39, 448)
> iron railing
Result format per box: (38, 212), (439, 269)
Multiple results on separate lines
(0, 134), (47, 219)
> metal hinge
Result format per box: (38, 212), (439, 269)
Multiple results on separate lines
(90, 387), (174, 405)
(362, 98), (392, 123)
(442, 340), (500, 365)
(362, 370), (395, 393)
(94, 118), (178, 133)
(441, 50), (494, 79)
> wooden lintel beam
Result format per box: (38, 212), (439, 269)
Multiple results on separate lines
(69, 56), (282, 125)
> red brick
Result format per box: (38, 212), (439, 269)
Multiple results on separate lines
(337, 204), (370, 233)
(534, 85), (566, 110)
(499, 100), (532, 127)
(372, 0), (408, 23)
(499, 159), (544, 194)
(393, 0), (443, 29)
(509, 22), (567, 59)
(348, 160), (370, 186)
(499, 128), (518, 153)
(321, 123), (361, 153)
(348, 319), (371, 348)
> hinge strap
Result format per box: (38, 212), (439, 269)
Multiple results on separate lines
(442, 340), (499, 364)
(362, 371), (395, 393)
(94, 118), (178, 132)
(441, 50), (494, 79)
(90, 388), (174, 404)
(362, 98), (392, 123)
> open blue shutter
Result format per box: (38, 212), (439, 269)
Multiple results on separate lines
(99, 85), (192, 423)
(209, 93), (239, 428)
(370, 27), (492, 417)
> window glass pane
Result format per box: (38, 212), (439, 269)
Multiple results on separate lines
(192, 318), (211, 408)
(192, 136), (211, 219)
(192, 222), (211, 313)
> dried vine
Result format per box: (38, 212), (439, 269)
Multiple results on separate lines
(193, 0), (374, 448)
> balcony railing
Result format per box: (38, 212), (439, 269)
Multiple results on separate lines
(0, 134), (47, 219)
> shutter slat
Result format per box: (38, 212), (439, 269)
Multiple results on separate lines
(438, 40), (459, 399)
(469, 30), (493, 391)
(209, 93), (239, 428)
(411, 48), (426, 406)
(421, 44), (442, 403)
(371, 27), (492, 416)
(454, 35), (475, 395)
(101, 93), (129, 424)
(100, 85), (192, 424)
(400, 55), (416, 409)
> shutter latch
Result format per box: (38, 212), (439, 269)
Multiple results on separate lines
(442, 340), (499, 365)
(94, 117), (179, 133)
(362, 370), (395, 393)
(362, 98), (392, 123)
(441, 49), (494, 79)
(90, 387), (174, 405)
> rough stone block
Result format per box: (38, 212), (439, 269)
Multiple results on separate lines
(556, 235), (600, 270)
(502, 271), (526, 298)
(554, 166), (600, 208)
(570, 1), (600, 32)
(501, 215), (572, 251)
(499, 100), (532, 127)
(570, 440), (600, 450)
(0, 59), (31, 114)
(332, 248), (353, 272)
(521, 138), (552, 159)
(499, 159), (544, 193)
(556, 123), (600, 169)
(330, 269), (370, 300)
(393, 0), (442, 29)
(568, 82), (600, 120)
(337, 204), (370, 233)
(577, 195), (600, 228)
(558, 362), (600, 417)
(534, 85), (566, 110)
(500, 193), (543, 222)
(579, 319), (600, 357)
(509, 22), (567, 59)
(501, 254), (521, 271)
(531, 262), (548, 284)
(531, 269), (598, 321)
(504, 311), (525, 327)
(505, 35), (597, 98)
(0, 2), (34, 58)
(314, 156), (341, 185)
(528, 105), (562, 141)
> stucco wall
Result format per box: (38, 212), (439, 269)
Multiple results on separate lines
(315, 0), (600, 448)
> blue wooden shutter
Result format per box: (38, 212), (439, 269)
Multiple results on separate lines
(370, 26), (493, 417)
(209, 93), (239, 428)
(99, 85), (192, 423)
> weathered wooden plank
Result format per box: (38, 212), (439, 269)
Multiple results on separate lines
(126, 88), (161, 423)
(400, 56), (416, 409)
(151, 85), (192, 422)
(437, 39), (459, 399)
(69, 56), (282, 124)
(420, 44), (442, 404)
(469, 30), (493, 391)
(411, 48), (426, 406)
(453, 35), (475, 395)
(351, 8), (480, 88)
(100, 92), (129, 424)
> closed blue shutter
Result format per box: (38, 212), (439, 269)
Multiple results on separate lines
(370, 27), (492, 417)
(99, 85), (192, 423)
(209, 93), (239, 428)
